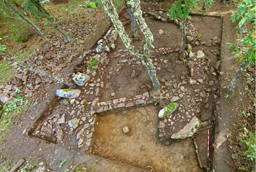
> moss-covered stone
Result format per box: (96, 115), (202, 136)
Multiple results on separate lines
(88, 57), (98, 71)
(197, 33), (202, 40)
(158, 102), (179, 118)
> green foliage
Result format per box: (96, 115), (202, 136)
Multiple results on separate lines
(84, 0), (102, 8)
(229, 29), (256, 63)
(0, 44), (6, 52)
(231, 0), (256, 28)
(162, 103), (178, 117)
(169, 0), (200, 20)
(21, 1), (42, 18)
(59, 159), (67, 167)
(240, 131), (256, 161)
(1, 95), (25, 116)
(20, 162), (35, 172)
(11, 25), (33, 42)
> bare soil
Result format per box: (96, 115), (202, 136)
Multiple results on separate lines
(0, 1), (254, 172)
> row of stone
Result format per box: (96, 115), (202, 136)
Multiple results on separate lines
(92, 92), (152, 114)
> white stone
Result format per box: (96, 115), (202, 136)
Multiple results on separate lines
(171, 116), (202, 139)
(171, 96), (181, 102)
(197, 50), (205, 58)
(123, 126), (129, 134)
(56, 89), (81, 98)
(158, 103), (179, 118)
(68, 118), (80, 129)
(159, 29), (164, 35)
(73, 72), (90, 86)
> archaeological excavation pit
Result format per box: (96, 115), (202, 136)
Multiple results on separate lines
(27, 11), (222, 171)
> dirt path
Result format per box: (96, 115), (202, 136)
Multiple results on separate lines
(212, 12), (251, 172)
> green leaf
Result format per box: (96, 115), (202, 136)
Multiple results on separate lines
(59, 159), (67, 168)
(227, 43), (233, 49)
(89, 2), (96, 9)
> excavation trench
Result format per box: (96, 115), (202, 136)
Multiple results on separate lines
(27, 11), (222, 171)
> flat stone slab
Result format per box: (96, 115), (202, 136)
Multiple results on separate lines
(56, 89), (81, 98)
(171, 116), (202, 139)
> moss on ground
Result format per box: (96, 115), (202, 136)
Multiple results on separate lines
(88, 57), (98, 71)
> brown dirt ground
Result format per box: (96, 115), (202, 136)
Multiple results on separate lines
(0, 1), (254, 172)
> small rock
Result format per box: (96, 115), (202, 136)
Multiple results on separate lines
(171, 96), (181, 102)
(84, 123), (90, 129)
(187, 36), (193, 42)
(159, 29), (164, 35)
(78, 138), (84, 147)
(198, 79), (204, 84)
(197, 50), (205, 58)
(56, 130), (64, 141)
(68, 118), (80, 129)
(231, 153), (239, 160)
(57, 114), (66, 124)
(187, 44), (192, 51)
(209, 80), (214, 86)
(111, 92), (115, 97)
(189, 78), (196, 85)
(123, 126), (129, 134)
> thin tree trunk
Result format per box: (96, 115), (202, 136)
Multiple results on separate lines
(235, 22), (247, 48)
(18, 63), (75, 88)
(180, 20), (185, 52)
(101, 0), (160, 90)
(202, 0), (206, 10)
(30, 0), (74, 46)
(142, 44), (160, 90)
(126, 2), (138, 38)
(227, 60), (248, 93)
(3, 0), (43, 36)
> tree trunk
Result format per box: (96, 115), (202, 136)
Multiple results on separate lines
(202, 0), (206, 10)
(235, 22), (247, 49)
(30, 0), (74, 46)
(180, 20), (185, 52)
(126, 2), (138, 38)
(227, 60), (248, 93)
(3, 0), (43, 36)
(18, 63), (75, 88)
(142, 44), (160, 90)
(101, 0), (160, 90)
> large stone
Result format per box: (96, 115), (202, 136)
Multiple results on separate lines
(171, 116), (202, 139)
(158, 103), (179, 118)
(73, 72), (90, 86)
(68, 118), (80, 129)
(56, 89), (81, 98)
